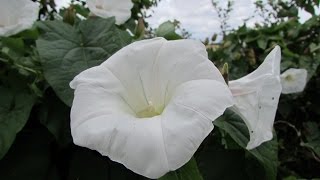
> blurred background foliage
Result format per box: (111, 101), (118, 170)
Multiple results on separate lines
(0, 0), (319, 179)
(204, 1), (320, 179)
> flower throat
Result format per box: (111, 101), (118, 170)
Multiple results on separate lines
(136, 101), (162, 118)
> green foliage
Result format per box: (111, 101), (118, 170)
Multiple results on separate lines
(213, 111), (278, 180)
(0, 125), (55, 180)
(38, 88), (72, 147)
(196, 132), (249, 180)
(159, 158), (203, 180)
(1, 0), (320, 179)
(206, 7), (320, 178)
(36, 17), (131, 106)
(0, 73), (35, 159)
(303, 122), (320, 157)
(207, 16), (320, 80)
(193, 110), (278, 180)
(156, 21), (182, 40)
(67, 146), (146, 180)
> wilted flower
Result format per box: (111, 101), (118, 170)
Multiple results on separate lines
(229, 46), (282, 150)
(280, 68), (307, 94)
(70, 38), (234, 178)
(0, 0), (39, 37)
(87, 0), (133, 25)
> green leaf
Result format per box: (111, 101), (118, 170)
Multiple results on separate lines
(0, 36), (41, 78)
(0, 80), (35, 159)
(38, 88), (72, 147)
(196, 133), (249, 180)
(298, 55), (320, 80)
(309, 43), (320, 53)
(0, 125), (56, 180)
(303, 3), (315, 15)
(159, 157), (203, 180)
(303, 121), (320, 157)
(288, 6), (299, 17)
(72, 4), (90, 18)
(67, 146), (144, 180)
(244, 33), (260, 43)
(36, 17), (132, 106)
(257, 39), (268, 49)
(1, 37), (25, 55)
(67, 147), (110, 180)
(213, 110), (278, 180)
(17, 28), (39, 40)
(156, 21), (182, 40)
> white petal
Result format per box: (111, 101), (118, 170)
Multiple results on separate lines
(101, 37), (225, 115)
(151, 39), (226, 109)
(229, 46), (282, 149)
(71, 86), (168, 178)
(70, 37), (233, 178)
(0, 0), (39, 37)
(70, 66), (137, 128)
(87, 0), (133, 25)
(70, 66), (168, 178)
(162, 79), (234, 170)
(101, 38), (166, 114)
(280, 68), (307, 94)
(71, 78), (233, 178)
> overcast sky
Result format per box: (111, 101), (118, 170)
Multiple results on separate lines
(55, 0), (315, 40)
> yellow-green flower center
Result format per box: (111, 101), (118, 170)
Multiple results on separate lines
(136, 101), (163, 118)
(285, 74), (294, 82)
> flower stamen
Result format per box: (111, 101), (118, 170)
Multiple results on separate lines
(136, 101), (161, 118)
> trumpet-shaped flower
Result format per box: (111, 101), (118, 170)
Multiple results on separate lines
(280, 68), (307, 94)
(0, 0), (39, 37)
(229, 46), (282, 150)
(70, 38), (234, 178)
(87, 0), (133, 25)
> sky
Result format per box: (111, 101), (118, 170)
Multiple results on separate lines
(55, 0), (315, 40)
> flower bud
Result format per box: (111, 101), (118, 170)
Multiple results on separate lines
(221, 63), (229, 85)
(63, 6), (76, 25)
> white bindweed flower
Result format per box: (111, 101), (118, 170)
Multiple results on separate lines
(229, 46), (282, 150)
(70, 38), (234, 178)
(280, 68), (307, 94)
(0, 0), (39, 37)
(87, 0), (133, 25)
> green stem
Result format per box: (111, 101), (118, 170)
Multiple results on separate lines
(0, 57), (9, 63)
(14, 63), (38, 74)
